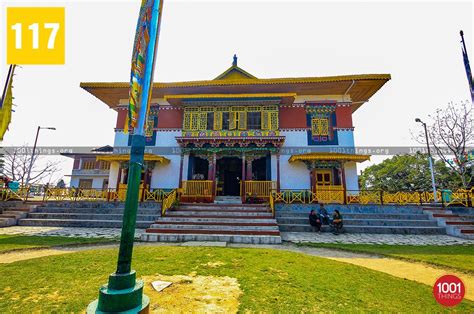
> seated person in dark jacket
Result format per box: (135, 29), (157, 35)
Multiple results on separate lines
(318, 203), (330, 225)
(309, 209), (322, 232)
(331, 209), (343, 235)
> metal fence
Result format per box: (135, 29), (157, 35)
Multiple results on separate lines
(272, 188), (474, 207)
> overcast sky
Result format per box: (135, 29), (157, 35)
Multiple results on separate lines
(0, 0), (472, 184)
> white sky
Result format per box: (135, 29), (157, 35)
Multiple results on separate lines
(0, 0), (473, 184)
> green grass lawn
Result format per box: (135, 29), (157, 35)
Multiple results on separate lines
(300, 243), (474, 273)
(0, 235), (114, 253)
(0, 246), (472, 313)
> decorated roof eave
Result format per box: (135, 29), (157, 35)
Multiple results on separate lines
(288, 152), (371, 163)
(96, 153), (170, 163)
(164, 93), (296, 106)
(80, 74), (391, 89)
(80, 73), (390, 111)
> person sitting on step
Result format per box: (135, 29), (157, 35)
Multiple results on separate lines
(309, 209), (322, 233)
(331, 209), (343, 235)
(318, 203), (330, 225)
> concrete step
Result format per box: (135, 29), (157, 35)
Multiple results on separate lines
(166, 214), (274, 220)
(445, 221), (474, 226)
(167, 211), (273, 217)
(141, 233), (282, 244)
(276, 218), (438, 227)
(28, 212), (159, 221)
(276, 213), (431, 220)
(0, 217), (16, 227)
(18, 218), (153, 229)
(34, 207), (159, 215)
(149, 223), (279, 231)
(277, 205), (425, 214)
(145, 228), (280, 236)
(176, 208), (269, 213)
(278, 224), (446, 234)
(3, 211), (28, 219)
(178, 204), (267, 211)
(157, 217), (277, 224)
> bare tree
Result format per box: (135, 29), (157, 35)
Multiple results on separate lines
(416, 101), (473, 188)
(3, 145), (60, 186)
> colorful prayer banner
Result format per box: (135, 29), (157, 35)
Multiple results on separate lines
(126, 0), (163, 134)
(0, 65), (16, 141)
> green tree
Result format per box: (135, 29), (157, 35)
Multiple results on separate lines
(359, 153), (463, 191)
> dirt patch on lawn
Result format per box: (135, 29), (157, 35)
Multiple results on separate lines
(142, 273), (242, 313)
(0, 249), (72, 263)
(329, 257), (474, 301)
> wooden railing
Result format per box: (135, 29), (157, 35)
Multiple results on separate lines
(269, 191), (275, 217)
(272, 188), (471, 206)
(161, 189), (177, 216)
(314, 185), (344, 204)
(181, 180), (214, 197)
(243, 181), (276, 199)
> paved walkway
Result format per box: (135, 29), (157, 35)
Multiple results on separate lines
(1, 227), (473, 245)
(0, 226), (145, 239)
(282, 232), (474, 245)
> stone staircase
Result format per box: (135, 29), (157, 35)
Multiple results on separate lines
(18, 202), (161, 229)
(277, 204), (446, 234)
(0, 202), (39, 227)
(424, 207), (474, 240)
(142, 203), (282, 244)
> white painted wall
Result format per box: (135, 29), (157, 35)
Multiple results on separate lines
(182, 154), (189, 181)
(279, 154), (311, 189)
(154, 130), (181, 147)
(344, 162), (359, 194)
(108, 162), (120, 189)
(70, 177), (79, 187)
(150, 155), (181, 189)
(92, 178), (104, 189)
(271, 154), (278, 181)
(114, 131), (129, 147)
(280, 130), (355, 150)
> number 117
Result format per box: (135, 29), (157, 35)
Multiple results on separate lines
(11, 22), (60, 50)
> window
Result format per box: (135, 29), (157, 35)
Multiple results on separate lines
(183, 105), (279, 131)
(78, 179), (93, 189)
(98, 161), (110, 170)
(222, 112), (230, 130)
(82, 160), (96, 170)
(247, 112), (261, 129)
(206, 112), (214, 130)
(311, 118), (329, 136)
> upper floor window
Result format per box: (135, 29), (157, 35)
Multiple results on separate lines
(311, 118), (329, 136)
(183, 105), (279, 131)
(82, 160), (96, 170)
(247, 112), (261, 129)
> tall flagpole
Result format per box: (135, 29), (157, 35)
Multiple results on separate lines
(87, 1), (164, 313)
(460, 30), (474, 103)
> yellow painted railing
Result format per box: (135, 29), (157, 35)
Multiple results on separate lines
(447, 188), (474, 207)
(244, 181), (276, 199)
(161, 189), (177, 216)
(315, 185), (344, 204)
(181, 180), (214, 197)
(0, 187), (24, 201)
(269, 191), (275, 217)
(273, 188), (460, 206)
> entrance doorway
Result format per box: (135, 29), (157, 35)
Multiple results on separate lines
(315, 169), (332, 186)
(216, 157), (242, 196)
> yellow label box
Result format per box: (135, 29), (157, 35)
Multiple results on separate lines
(7, 7), (65, 65)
